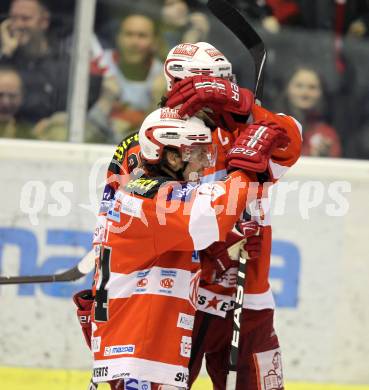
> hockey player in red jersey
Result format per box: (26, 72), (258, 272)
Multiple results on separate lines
(87, 106), (289, 389)
(162, 42), (302, 390)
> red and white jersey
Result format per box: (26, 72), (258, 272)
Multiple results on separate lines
(196, 104), (302, 317)
(91, 169), (256, 385)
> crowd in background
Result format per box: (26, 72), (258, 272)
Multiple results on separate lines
(1, 0), (369, 159)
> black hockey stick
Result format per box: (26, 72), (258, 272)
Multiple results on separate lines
(0, 249), (95, 284)
(207, 0), (267, 103)
(226, 253), (247, 389)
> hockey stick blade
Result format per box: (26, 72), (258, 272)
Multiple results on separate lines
(0, 249), (95, 285)
(207, 0), (267, 102)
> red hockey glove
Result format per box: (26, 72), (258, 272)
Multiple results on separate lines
(73, 289), (94, 350)
(166, 75), (254, 118)
(226, 120), (290, 173)
(237, 220), (263, 261)
(200, 221), (261, 284)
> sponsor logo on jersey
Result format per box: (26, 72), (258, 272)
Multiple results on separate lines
(125, 176), (170, 198)
(197, 293), (230, 313)
(136, 278), (148, 288)
(99, 184), (115, 213)
(112, 372), (130, 380)
(113, 133), (139, 163)
(205, 48), (224, 57)
(137, 270), (150, 278)
(177, 313), (194, 330)
(91, 336), (101, 353)
(160, 277), (174, 289)
(93, 366), (108, 378)
(191, 250), (200, 263)
(99, 200), (112, 214)
(107, 197), (121, 222)
(126, 178), (159, 194)
(125, 379), (151, 390)
(160, 269), (177, 277)
(159, 270), (176, 293)
(104, 344), (135, 356)
(120, 193), (143, 218)
(160, 107), (182, 120)
(180, 335), (192, 358)
(173, 43), (199, 57)
(102, 184), (115, 201)
(93, 219), (106, 244)
(168, 182), (198, 202)
(174, 372), (189, 383)
(136, 271), (149, 292)
(255, 349), (283, 390)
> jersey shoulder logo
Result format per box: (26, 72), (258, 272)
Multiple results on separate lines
(124, 175), (171, 198)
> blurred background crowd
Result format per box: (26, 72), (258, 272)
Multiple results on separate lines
(1, 0), (369, 159)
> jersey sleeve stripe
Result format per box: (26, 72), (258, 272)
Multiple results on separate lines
(189, 188), (220, 250)
(243, 287), (275, 310)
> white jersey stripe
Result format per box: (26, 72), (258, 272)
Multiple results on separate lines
(189, 184), (221, 250)
(93, 356), (188, 385)
(108, 267), (192, 301)
(243, 287), (275, 310)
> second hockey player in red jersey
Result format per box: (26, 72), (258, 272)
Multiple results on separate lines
(163, 42), (302, 390)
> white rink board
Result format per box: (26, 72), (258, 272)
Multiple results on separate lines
(0, 139), (368, 383)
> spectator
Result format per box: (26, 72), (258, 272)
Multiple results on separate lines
(296, 0), (369, 37)
(230, 0), (300, 33)
(345, 90), (369, 159)
(273, 65), (342, 157)
(0, 0), (71, 123)
(0, 65), (33, 138)
(96, 13), (165, 139)
(0, 0), (50, 58)
(295, 1), (369, 74)
(159, 0), (210, 55)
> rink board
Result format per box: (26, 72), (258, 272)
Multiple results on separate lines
(0, 139), (369, 384)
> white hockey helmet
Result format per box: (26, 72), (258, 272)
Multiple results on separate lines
(164, 41), (234, 90)
(139, 107), (215, 165)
